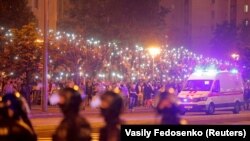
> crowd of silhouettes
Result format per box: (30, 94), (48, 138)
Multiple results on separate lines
(0, 84), (182, 141)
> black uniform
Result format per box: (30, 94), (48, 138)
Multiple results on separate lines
(0, 119), (37, 141)
(244, 88), (250, 110)
(53, 116), (91, 141)
(0, 94), (36, 141)
(52, 87), (91, 141)
(156, 91), (180, 125)
(99, 91), (123, 141)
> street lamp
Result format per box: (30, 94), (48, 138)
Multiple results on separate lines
(42, 0), (49, 112)
(148, 47), (161, 80)
(231, 53), (240, 61)
(35, 39), (44, 43)
(231, 53), (240, 70)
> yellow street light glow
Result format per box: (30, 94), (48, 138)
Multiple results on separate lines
(73, 85), (79, 91)
(15, 92), (21, 98)
(180, 119), (188, 125)
(148, 47), (161, 57)
(35, 39), (44, 43)
(231, 53), (239, 60)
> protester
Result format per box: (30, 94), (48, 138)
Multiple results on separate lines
(3, 81), (15, 94)
(85, 81), (93, 106)
(143, 81), (153, 107)
(135, 82), (143, 106)
(20, 82), (31, 108)
(52, 87), (91, 141)
(244, 84), (250, 110)
(99, 91), (124, 141)
(129, 84), (137, 112)
(119, 83), (129, 108)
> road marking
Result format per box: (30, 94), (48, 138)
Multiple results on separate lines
(38, 137), (51, 141)
(222, 120), (250, 125)
(38, 133), (99, 141)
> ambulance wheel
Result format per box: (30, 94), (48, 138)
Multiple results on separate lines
(233, 102), (241, 114)
(206, 103), (215, 115)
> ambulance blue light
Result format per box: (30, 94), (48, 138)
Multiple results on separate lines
(194, 69), (203, 76)
(194, 69), (217, 76)
(207, 69), (217, 75)
(231, 69), (238, 74)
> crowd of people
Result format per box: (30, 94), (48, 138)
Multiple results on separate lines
(1, 79), (249, 141)
(2, 78), (183, 111)
(1, 25), (242, 88)
(1, 76), (250, 112)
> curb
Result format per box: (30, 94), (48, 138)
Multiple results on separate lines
(30, 109), (155, 118)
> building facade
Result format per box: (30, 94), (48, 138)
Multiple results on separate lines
(161, 0), (250, 55)
(27, 0), (250, 54)
(28, 0), (58, 31)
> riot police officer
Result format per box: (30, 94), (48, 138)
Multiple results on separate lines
(52, 87), (91, 141)
(99, 91), (124, 141)
(0, 93), (37, 141)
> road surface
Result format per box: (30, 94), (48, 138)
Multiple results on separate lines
(34, 110), (250, 141)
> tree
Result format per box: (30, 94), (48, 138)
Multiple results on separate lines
(58, 0), (168, 45)
(0, 23), (41, 84)
(0, 0), (36, 28)
(210, 21), (237, 59)
(238, 22), (250, 79)
(48, 33), (114, 84)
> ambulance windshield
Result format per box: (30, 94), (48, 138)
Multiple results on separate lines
(183, 80), (213, 91)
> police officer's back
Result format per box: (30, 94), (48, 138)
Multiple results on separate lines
(0, 93), (37, 141)
(99, 91), (124, 141)
(52, 87), (91, 141)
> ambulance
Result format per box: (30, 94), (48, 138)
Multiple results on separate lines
(178, 69), (244, 115)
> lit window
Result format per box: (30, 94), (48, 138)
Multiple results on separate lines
(245, 4), (249, 13)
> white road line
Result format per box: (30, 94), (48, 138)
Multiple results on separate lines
(38, 137), (51, 141)
(222, 120), (250, 125)
(38, 133), (99, 141)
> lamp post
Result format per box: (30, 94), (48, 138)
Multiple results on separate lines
(42, 0), (49, 112)
(148, 47), (161, 80)
(231, 53), (240, 68)
(231, 53), (240, 61)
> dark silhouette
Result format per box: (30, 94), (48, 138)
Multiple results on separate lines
(0, 94), (37, 141)
(99, 91), (124, 141)
(156, 90), (180, 125)
(52, 88), (91, 141)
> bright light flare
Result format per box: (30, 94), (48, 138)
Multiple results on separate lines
(231, 53), (240, 60)
(206, 69), (217, 75)
(231, 69), (238, 74)
(148, 47), (161, 57)
(35, 39), (44, 43)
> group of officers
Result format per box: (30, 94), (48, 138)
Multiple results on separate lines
(0, 85), (182, 141)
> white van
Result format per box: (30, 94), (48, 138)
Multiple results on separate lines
(178, 70), (244, 115)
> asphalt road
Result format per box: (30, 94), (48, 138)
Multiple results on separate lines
(34, 110), (250, 141)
